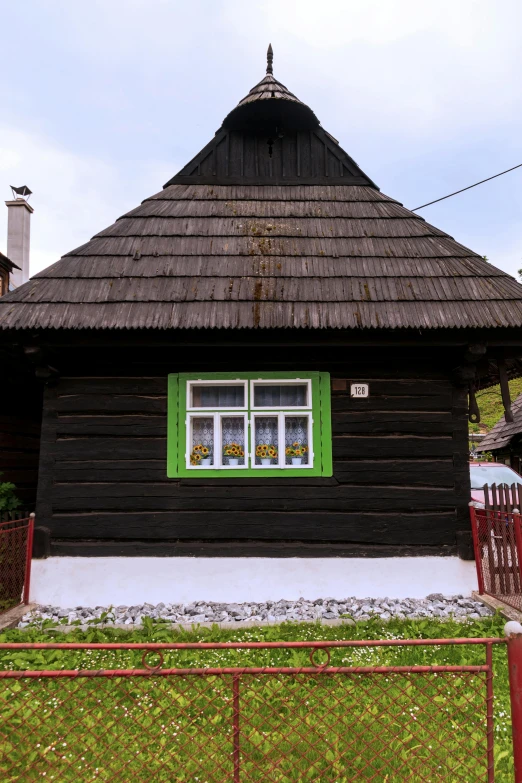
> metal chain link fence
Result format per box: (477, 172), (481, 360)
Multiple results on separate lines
(0, 638), (505, 782)
(0, 515), (33, 615)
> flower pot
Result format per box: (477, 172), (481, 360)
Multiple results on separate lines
(261, 458), (272, 466)
(228, 458), (239, 466)
(291, 457), (302, 466)
(201, 458), (212, 466)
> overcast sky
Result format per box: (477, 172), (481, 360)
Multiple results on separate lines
(1, 0), (521, 278)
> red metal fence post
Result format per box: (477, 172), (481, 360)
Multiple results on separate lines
(470, 504), (485, 594)
(22, 513), (35, 605)
(232, 674), (241, 783)
(506, 625), (522, 783)
(486, 642), (495, 783)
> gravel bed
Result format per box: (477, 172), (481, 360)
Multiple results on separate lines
(18, 594), (493, 627)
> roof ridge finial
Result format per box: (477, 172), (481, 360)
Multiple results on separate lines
(266, 43), (273, 75)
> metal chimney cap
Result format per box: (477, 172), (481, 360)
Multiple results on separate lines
(10, 185), (32, 200)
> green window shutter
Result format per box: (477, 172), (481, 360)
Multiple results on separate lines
(167, 371), (333, 478)
(319, 372), (333, 477)
(167, 373), (179, 478)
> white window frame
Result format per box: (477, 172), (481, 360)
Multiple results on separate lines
(251, 411), (313, 469)
(250, 378), (312, 410)
(186, 413), (216, 470)
(187, 412), (249, 470)
(187, 379), (248, 411)
(251, 412), (281, 469)
(219, 413), (249, 470)
(185, 377), (314, 470)
(283, 412), (314, 469)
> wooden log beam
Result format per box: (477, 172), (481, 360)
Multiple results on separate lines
(498, 357), (514, 422)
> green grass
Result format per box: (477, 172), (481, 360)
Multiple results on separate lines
(0, 616), (514, 782)
(470, 377), (522, 434)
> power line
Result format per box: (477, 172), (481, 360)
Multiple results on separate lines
(412, 163), (522, 211)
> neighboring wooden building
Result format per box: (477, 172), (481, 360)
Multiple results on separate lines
(0, 251), (16, 297)
(0, 251), (41, 510)
(2, 48), (522, 604)
(476, 394), (522, 472)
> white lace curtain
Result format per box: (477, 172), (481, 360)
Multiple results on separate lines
(194, 385), (244, 408)
(254, 384), (306, 407)
(192, 383), (307, 408)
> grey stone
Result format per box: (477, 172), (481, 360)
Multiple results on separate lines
(190, 614), (208, 623)
(18, 593), (495, 629)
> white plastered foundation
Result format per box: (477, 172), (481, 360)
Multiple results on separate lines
(30, 557), (478, 606)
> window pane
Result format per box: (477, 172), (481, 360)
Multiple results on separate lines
(191, 384), (244, 408)
(222, 417), (246, 467)
(190, 417), (214, 466)
(285, 416), (309, 465)
(254, 383), (308, 407)
(255, 416), (279, 466)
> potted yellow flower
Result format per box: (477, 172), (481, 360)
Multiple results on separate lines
(256, 443), (278, 466)
(190, 443), (212, 466)
(285, 441), (308, 466)
(223, 441), (245, 466)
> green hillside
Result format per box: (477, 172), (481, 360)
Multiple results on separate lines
(469, 377), (522, 433)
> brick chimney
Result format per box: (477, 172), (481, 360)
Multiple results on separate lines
(6, 185), (33, 288)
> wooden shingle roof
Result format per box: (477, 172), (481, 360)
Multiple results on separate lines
(476, 393), (522, 452)
(0, 251), (19, 272)
(2, 49), (522, 332)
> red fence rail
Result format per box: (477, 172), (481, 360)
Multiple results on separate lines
(0, 637), (514, 782)
(0, 514), (34, 615)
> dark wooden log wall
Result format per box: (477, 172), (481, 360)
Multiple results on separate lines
(0, 382), (42, 509)
(36, 347), (470, 557)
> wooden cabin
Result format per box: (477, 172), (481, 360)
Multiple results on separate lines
(476, 393), (522, 472)
(2, 47), (522, 604)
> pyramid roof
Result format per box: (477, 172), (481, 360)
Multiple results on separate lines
(2, 47), (522, 332)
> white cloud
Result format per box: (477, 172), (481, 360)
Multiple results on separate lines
(0, 149), (22, 171)
(0, 124), (117, 275)
(0, 124), (174, 277)
(244, 0), (500, 48)
(35, 0), (203, 64)
(220, 0), (522, 137)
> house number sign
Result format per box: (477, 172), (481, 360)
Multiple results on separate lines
(350, 383), (369, 398)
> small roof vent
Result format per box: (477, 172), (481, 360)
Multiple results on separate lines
(10, 185), (32, 201)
